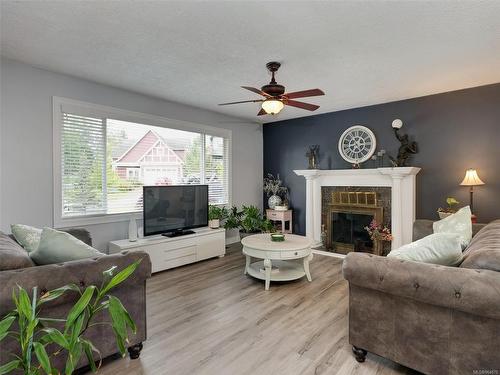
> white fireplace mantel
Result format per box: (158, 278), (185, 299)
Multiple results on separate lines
(294, 167), (421, 251)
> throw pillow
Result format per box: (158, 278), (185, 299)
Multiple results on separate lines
(387, 232), (464, 266)
(11, 224), (42, 253)
(433, 206), (473, 248)
(0, 231), (35, 270)
(30, 227), (103, 265)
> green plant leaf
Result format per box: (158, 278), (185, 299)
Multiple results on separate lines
(0, 316), (15, 341)
(81, 339), (101, 372)
(33, 342), (51, 374)
(112, 327), (126, 357)
(16, 286), (33, 319)
(108, 297), (127, 340)
(70, 314), (85, 347)
(38, 284), (80, 306)
(109, 296), (136, 334)
(0, 359), (21, 375)
(65, 286), (95, 330)
(100, 260), (141, 297)
(103, 266), (117, 277)
(40, 328), (69, 349)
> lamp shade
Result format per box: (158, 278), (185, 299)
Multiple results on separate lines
(261, 99), (284, 115)
(460, 169), (485, 186)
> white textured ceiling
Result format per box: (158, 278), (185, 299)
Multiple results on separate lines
(1, 1), (500, 122)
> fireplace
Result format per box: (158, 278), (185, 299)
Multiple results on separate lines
(324, 191), (386, 255)
(294, 168), (421, 253)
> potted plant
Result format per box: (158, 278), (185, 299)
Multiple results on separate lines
(0, 260), (141, 375)
(437, 197), (460, 219)
(224, 205), (274, 239)
(208, 205), (228, 229)
(263, 174), (288, 209)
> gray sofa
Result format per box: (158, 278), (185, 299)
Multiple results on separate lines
(0, 228), (152, 371)
(343, 219), (500, 375)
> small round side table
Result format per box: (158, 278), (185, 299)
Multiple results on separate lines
(241, 233), (313, 290)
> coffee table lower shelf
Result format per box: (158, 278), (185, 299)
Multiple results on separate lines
(246, 260), (307, 283)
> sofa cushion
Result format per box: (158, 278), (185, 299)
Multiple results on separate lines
(433, 206), (473, 248)
(460, 219), (500, 272)
(387, 232), (464, 266)
(30, 227), (103, 265)
(11, 224), (42, 253)
(0, 231), (35, 270)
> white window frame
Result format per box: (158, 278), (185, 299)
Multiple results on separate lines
(53, 96), (232, 228)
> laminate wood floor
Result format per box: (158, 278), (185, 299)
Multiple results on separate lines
(96, 244), (419, 375)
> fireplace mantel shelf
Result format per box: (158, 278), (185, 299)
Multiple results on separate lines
(294, 167), (421, 254)
(294, 167), (421, 179)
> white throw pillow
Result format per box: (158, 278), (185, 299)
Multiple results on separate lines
(387, 233), (464, 266)
(433, 206), (472, 248)
(30, 227), (103, 265)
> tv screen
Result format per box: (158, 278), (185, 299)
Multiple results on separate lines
(143, 185), (208, 236)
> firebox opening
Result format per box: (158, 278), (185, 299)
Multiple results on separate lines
(331, 212), (374, 254)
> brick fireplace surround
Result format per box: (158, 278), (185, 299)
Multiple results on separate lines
(294, 167), (421, 257)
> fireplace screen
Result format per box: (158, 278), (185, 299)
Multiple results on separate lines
(331, 212), (374, 254)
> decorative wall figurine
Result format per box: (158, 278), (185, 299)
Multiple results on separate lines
(388, 119), (418, 167)
(306, 145), (320, 169)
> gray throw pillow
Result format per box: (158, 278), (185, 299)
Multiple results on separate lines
(0, 231), (35, 270)
(11, 224), (42, 253)
(30, 227), (103, 265)
(387, 232), (463, 266)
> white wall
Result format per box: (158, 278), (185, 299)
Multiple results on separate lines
(0, 58), (263, 251)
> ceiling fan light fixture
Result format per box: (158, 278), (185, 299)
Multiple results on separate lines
(261, 98), (284, 115)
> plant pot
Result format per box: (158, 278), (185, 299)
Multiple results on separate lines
(437, 211), (454, 220)
(268, 195), (282, 209)
(208, 219), (220, 229)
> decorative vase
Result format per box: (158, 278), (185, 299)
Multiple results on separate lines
(128, 216), (138, 242)
(268, 195), (282, 209)
(209, 219), (220, 229)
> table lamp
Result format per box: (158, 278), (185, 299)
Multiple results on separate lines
(460, 169), (484, 217)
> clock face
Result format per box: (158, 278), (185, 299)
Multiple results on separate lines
(338, 125), (377, 164)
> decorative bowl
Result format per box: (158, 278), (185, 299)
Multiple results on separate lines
(270, 233), (285, 242)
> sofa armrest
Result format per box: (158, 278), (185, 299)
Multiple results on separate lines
(0, 251), (151, 315)
(342, 252), (500, 320)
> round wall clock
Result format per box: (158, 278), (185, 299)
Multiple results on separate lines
(338, 125), (377, 165)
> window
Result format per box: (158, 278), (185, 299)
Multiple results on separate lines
(54, 98), (231, 226)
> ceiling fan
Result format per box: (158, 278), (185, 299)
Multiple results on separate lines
(219, 62), (325, 116)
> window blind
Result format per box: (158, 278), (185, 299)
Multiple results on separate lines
(204, 134), (229, 204)
(61, 113), (106, 217)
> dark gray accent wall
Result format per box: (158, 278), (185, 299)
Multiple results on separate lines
(263, 83), (500, 235)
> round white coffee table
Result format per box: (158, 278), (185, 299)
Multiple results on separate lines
(241, 233), (313, 290)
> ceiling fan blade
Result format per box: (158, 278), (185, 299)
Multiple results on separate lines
(241, 86), (271, 97)
(257, 108), (267, 116)
(285, 100), (320, 111)
(284, 89), (325, 99)
(218, 99), (264, 106)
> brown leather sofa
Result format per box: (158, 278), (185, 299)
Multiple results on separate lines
(0, 228), (151, 371)
(343, 219), (500, 375)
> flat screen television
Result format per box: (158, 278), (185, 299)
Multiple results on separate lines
(143, 185), (208, 237)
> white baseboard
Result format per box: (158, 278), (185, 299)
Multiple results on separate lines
(225, 235), (240, 245)
(312, 249), (346, 259)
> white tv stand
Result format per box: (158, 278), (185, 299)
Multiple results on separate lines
(108, 227), (225, 273)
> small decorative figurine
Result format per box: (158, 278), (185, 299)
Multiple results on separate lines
(306, 145), (320, 169)
(388, 119), (418, 167)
